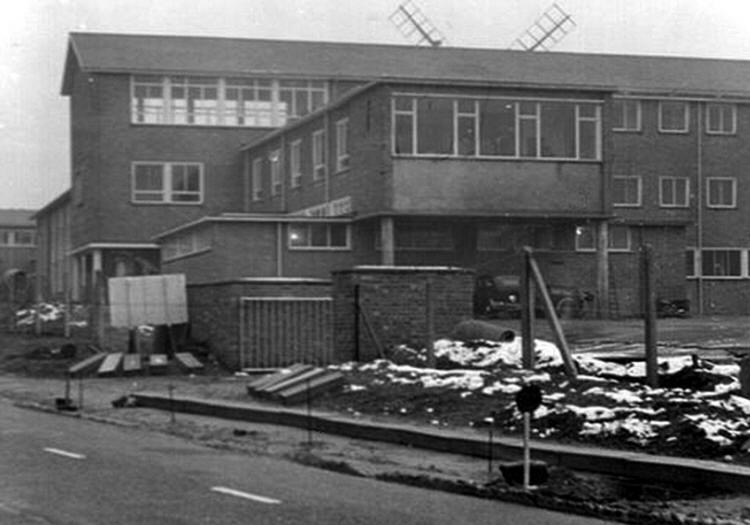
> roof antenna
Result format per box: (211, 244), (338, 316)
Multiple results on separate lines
(389, 0), (445, 47)
(511, 3), (576, 51)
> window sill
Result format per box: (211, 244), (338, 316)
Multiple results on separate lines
(613, 204), (642, 208)
(687, 276), (745, 280)
(706, 205), (737, 210)
(131, 200), (204, 206)
(391, 153), (602, 163)
(657, 129), (690, 135)
(705, 131), (736, 137)
(612, 128), (642, 133)
(287, 247), (351, 251)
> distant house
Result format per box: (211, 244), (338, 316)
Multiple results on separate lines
(34, 32), (750, 315)
(33, 191), (71, 299)
(0, 209), (36, 275)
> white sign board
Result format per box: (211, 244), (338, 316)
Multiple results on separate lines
(108, 274), (188, 328)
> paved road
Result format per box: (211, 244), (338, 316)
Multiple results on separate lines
(0, 400), (616, 525)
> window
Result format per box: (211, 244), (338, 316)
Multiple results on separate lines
(702, 249), (741, 277)
(575, 225), (596, 252)
(686, 249), (696, 278)
(335, 119), (350, 171)
(312, 129), (326, 180)
(162, 229), (211, 261)
(130, 76), (328, 127)
(278, 80), (327, 123)
(0, 229), (35, 247)
(132, 162), (203, 204)
(170, 76), (219, 125)
(270, 150), (282, 196)
(394, 224), (454, 250)
(659, 177), (690, 207)
(251, 158), (263, 201)
(613, 99), (641, 131)
(707, 177), (737, 208)
(477, 224), (517, 251)
(608, 225), (631, 251)
(393, 95), (600, 160)
(706, 103), (736, 135)
(288, 223), (350, 249)
(224, 78), (273, 127)
(290, 140), (302, 188)
(658, 101), (689, 133)
(612, 176), (642, 207)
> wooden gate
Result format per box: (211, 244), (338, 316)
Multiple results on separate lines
(239, 297), (333, 368)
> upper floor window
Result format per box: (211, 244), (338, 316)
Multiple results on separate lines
(132, 162), (203, 204)
(393, 95), (600, 161)
(130, 76), (328, 127)
(706, 103), (737, 135)
(658, 101), (689, 133)
(707, 177), (737, 208)
(335, 118), (350, 172)
(659, 177), (690, 208)
(612, 99), (641, 132)
(270, 150), (282, 196)
(612, 176), (642, 207)
(251, 158), (263, 202)
(290, 140), (302, 188)
(312, 129), (327, 181)
(288, 222), (350, 250)
(0, 229), (35, 247)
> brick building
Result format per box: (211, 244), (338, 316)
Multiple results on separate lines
(35, 32), (750, 315)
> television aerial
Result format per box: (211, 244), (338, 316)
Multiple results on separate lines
(389, 0), (445, 47)
(510, 3), (576, 51)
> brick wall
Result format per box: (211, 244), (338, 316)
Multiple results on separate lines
(332, 267), (475, 362)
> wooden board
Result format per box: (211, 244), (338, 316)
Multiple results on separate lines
(98, 353), (123, 376)
(122, 354), (142, 374)
(68, 353), (107, 377)
(174, 352), (204, 371)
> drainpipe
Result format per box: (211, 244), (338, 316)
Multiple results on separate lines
(696, 103), (704, 315)
(276, 222), (284, 277)
(324, 110), (331, 203)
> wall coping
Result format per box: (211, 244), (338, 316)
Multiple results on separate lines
(333, 265), (475, 275)
(187, 277), (332, 288)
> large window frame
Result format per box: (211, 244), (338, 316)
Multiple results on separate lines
(659, 177), (690, 208)
(289, 140), (302, 189)
(705, 103), (737, 135)
(0, 229), (36, 247)
(706, 177), (737, 208)
(131, 162), (204, 205)
(612, 99), (641, 132)
(287, 222), (351, 250)
(658, 100), (690, 134)
(612, 175), (642, 207)
(312, 129), (327, 181)
(335, 118), (350, 172)
(162, 229), (212, 262)
(575, 224), (631, 252)
(392, 94), (601, 161)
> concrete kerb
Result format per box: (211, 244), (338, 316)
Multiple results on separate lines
(132, 392), (750, 494)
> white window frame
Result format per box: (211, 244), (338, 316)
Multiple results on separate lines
(607, 225), (631, 252)
(290, 140), (302, 188)
(162, 229), (212, 262)
(697, 248), (745, 279)
(392, 97), (417, 155)
(270, 150), (282, 197)
(658, 100), (690, 134)
(706, 177), (737, 208)
(251, 158), (263, 202)
(335, 118), (350, 172)
(131, 162), (204, 205)
(454, 99), (479, 156)
(0, 229), (36, 247)
(287, 223), (351, 250)
(574, 225), (596, 252)
(612, 99), (642, 132)
(659, 177), (690, 208)
(612, 175), (642, 207)
(312, 129), (326, 181)
(705, 103), (737, 135)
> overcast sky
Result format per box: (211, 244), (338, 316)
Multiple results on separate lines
(2, 0), (750, 210)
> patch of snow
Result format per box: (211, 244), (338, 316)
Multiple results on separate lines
(566, 405), (616, 421)
(481, 381), (521, 395)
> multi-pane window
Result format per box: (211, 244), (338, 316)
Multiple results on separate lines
(270, 150), (282, 196)
(477, 224), (517, 251)
(251, 158), (263, 201)
(335, 118), (350, 171)
(224, 78), (273, 127)
(658, 101), (689, 133)
(706, 103), (736, 135)
(278, 80), (327, 123)
(659, 177), (690, 207)
(575, 224), (630, 251)
(393, 95), (600, 161)
(0, 229), (35, 247)
(162, 229), (211, 261)
(289, 140), (302, 188)
(612, 176), (642, 207)
(707, 177), (737, 208)
(131, 76), (327, 127)
(608, 225), (631, 251)
(288, 223), (350, 249)
(394, 224), (454, 250)
(132, 162), (203, 204)
(612, 99), (641, 131)
(702, 249), (741, 277)
(312, 129), (326, 180)
(575, 225), (596, 251)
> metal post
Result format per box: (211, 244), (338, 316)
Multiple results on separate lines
(354, 284), (360, 362)
(78, 376), (84, 409)
(425, 279), (435, 368)
(64, 372), (71, 404)
(487, 425), (493, 478)
(521, 247), (535, 369)
(643, 244), (658, 388)
(168, 383), (175, 424)
(523, 412), (531, 490)
(306, 378), (312, 446)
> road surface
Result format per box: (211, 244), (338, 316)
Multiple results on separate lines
(0, 399), (616, 524)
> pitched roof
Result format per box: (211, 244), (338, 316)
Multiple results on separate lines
(64, 32), (750, 98)
(0, 209), (36, 227)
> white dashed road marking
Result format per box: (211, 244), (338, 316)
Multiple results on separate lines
(43, 447), (86, 460)
(210, 486), (282, 505)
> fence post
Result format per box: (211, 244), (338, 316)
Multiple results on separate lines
(643, 244), (658, 388)
(425, 279), (436, 368)
(94, 271), (107, 348)
(521, 247), (535, 369)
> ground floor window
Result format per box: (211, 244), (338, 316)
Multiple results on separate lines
(288, 223), (350, 249)
(686, 248), (746, 278)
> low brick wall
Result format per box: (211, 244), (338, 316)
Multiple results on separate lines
(332, 266), (475, 362)
(187, 278), (332, 369)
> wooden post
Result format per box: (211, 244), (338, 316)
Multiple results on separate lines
(520, 247), (535, 369)
(63, 271), (71, 338)
(425, 279), (436, 368)
(94, 271), (106, 347)
(528, 256), (578, 380)
(522, 412), (531, 490)
(353, 284), (361, 362)
(643, 244), (658, 388)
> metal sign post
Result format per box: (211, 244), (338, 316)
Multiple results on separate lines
(515, 384), (542, 491)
